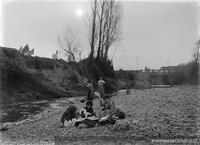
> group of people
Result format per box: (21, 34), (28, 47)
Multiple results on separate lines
(61, 77), (125, 128)
(87, 77), (105, 101)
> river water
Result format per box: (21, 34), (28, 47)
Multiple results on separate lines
(0, 100), (50, 123)
(0, 96), (81, 125)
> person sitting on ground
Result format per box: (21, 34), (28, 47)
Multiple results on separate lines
(75, 100), (98, 128)
(87, 80), (94, 100)
(80, 100), (96, 118)
(100, 95), (126, 120)
(98, 96), (116, 125)
(101, 95), (114, 111)
(61, 105), (77, 127)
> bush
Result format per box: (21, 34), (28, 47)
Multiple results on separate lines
(134, 80), (151, 89)
(149, 74), (163, 85)
(162, 74), (170, 85)
(169, 71), (186, 85)
(104, 77), (118, 93)
(80, 58), (117, 93)
(184, 61), (199, 84)
(117, 79), (132, 90)
(19, 44), (34, 56)
(115, 69), (134, 81)
(94, 58), (115, 79)
(133, 72), (151, 89)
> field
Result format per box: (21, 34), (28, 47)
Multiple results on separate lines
(1, 85), (199, 145)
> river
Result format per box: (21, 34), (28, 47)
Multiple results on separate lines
(0, 100), (50, 123)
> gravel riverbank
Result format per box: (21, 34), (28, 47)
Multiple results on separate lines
(1, 86), (199, 145)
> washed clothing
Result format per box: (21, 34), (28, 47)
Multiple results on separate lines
(80, 107), (95, 118)
(74, 118), (98, 128)
(84, 107), (95, 116)
(64, 118), (77, 128)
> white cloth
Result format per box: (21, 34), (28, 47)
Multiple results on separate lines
(79, 108), (91, 118)
(98, 80), (105, 86)
(64, 118), (76, 128)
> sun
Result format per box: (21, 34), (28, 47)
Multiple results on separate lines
(76, 8), (83, 17)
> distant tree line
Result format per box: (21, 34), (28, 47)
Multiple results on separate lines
(116, 39), (199, 88)
(116, 61), (199, 89)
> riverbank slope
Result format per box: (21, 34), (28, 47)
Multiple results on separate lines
(0, 47), (87, 104)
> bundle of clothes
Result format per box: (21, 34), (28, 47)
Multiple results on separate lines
(61, 95), (126, 128)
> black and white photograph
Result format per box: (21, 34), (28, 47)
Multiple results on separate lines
(0, 0), (199, 144)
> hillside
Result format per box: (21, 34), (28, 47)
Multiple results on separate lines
(0, 47), (87, 104)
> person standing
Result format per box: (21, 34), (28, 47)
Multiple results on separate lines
(98, 77), (106, 98)
(87, 80), (94, 100)
(98, 77), (106, 107)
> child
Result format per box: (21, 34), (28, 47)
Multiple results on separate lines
(75, 100), (97, 128)
(80, 100), (95, 118)
(100, 95), (125, 121)
(87, 80), (94, 100)
(101, 95), (115, 112)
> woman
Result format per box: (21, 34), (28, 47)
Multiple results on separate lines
(87, 80), (94, 100)
(61, 105), (77, 128)
(98, 77), (106, 99)
(98, 95), (126, 125)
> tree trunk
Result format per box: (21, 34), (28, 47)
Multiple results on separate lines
(97, 1), (105, 60)
(89, 0), (97, 61)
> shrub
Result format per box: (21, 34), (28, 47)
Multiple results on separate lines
(104, 77), (117, 93)
(133, 72), (151, 89)
(134, 80), (151, 89)
(115, 69), (134, 81)
(19, 44), (34, 56)
(80, 58), (117, 93)
(162, 74), (170, 85)
(94, 58), (115, 79)
(117, 79), (132, 90)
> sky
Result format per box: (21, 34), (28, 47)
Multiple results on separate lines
(1, 0), (199, 70)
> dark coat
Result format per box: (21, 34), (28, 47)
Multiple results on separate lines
(61, 105), (77, 124)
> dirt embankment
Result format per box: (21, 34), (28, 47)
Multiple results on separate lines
(1, 86), (199, 145)
(0, 47), (87, 103)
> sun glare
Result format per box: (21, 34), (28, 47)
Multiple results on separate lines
(76, 8), (83, 17)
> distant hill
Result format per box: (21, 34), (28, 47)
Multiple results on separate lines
(0, 47), (87, 104)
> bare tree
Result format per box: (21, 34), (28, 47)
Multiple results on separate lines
(96, 0), (106, 59)
(194, 39), (200, 63)
(88, 0), (98, 60)
(57, 26), (80, 62)
(103, 0), (122, 59)
(87, 0), (122, 61)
